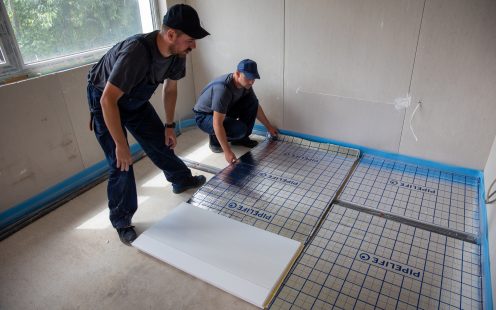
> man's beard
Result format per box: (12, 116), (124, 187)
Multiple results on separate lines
(170, 46), (192, 57)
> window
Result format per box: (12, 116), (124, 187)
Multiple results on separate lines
(0, 47), (5, 64)
(0, 0), (158, 82)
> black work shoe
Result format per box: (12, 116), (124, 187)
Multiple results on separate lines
(209, 135), (223, 153)
(172, 175), (207, 194)
(117, 226), (137, 246)
(231, 137), (258, 148)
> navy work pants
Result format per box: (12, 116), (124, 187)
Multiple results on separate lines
(87, 84), (191, 228)
(195, 95), (258, 140)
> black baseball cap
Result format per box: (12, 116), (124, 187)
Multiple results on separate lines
(163, 4), (210, 39)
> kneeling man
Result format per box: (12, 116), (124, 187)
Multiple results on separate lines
(194, 59), (278, 164)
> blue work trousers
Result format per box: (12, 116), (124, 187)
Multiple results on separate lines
(87, 83), (191, 228)
(195, 95), (258, 140)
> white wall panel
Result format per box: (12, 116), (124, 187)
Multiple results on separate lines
(400, 0), (496, 169)
(57, 65), (104, 167)
(0, 75), (85, 207)
(284, 0), (423, 152)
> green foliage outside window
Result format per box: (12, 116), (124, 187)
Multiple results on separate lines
(4, 0), (144, 63)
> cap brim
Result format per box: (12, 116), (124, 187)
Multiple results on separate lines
(242, 72), (260, 80)
(186, 27), (210, 39)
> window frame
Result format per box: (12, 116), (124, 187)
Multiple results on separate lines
(0, 0), (161, 83)
(0, 2), (23, 77)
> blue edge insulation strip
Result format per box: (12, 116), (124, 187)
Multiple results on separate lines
(0, 119), (492, 309)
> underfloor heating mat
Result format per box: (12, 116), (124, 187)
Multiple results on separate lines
(338, 154), (480, 239)
(189, 135), (360, 244)
(135, 135), (486, 309)
(270, 153), (484, 309)
(269, 204), (482, 309)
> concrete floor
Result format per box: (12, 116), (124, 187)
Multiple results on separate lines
(0, 128), (263, 310)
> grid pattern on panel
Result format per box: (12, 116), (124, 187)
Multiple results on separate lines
(269, 205), (482, 310)
(338, 154), (480, 235)
(274, 135), (360, 160)
(189, 138), (359, 243)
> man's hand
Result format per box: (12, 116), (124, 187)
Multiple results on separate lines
(213, 111), (236, 164)
(225, 150), (237, 165)
(165, 127), (177, 149)
(100, 82), (131, 171)
(256, 105), (279, 139)
(116, 143), (132, 171)
(267, 125), (279, 137)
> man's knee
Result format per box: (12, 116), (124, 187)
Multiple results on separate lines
(195, 114), (215, 135)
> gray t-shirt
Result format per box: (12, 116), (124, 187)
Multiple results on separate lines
(194, 73), (256, 114)
(88, 30), (185, 93)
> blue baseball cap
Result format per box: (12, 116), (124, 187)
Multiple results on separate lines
(237, 59), (260, 80)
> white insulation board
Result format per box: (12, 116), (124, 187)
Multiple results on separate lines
(133, 202), (303, 308)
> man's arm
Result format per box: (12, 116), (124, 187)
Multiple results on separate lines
(256, 105), (278, 136)
(213, 111), (237, 164)
(100, 82), (130, 171)
(163, 79), (178, 149)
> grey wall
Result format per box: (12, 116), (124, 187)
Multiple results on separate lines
(284, 0), (422, 152)
(0, 70), (88, 208)
(484, 135), (496, 303)
(400, 0), (496, 169)
(189, 0), (285, 127)
(190, 0), (496, 170)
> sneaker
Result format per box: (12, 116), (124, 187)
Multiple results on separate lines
(116, 226), (137, 246)
(172, 175), (207, 194)
(231, 137), (258, 148)
(209, 135), (223, 153)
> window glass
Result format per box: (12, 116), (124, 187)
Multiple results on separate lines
(0, 47), (5, 64)
(4, 0), (147, 64)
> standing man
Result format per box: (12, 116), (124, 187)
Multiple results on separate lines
(194, 59), (278, 164)
(87, 4), (209, 245)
